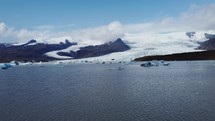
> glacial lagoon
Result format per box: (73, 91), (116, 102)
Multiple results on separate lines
(0, 61), (215, 121)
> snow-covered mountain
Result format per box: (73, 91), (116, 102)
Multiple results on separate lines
(63, 31), (213, 61)
(56, 38), (130, 59)
(0, 40), (77, 62)
(0, 38), (129, 62)
(0, 31), (215, 63)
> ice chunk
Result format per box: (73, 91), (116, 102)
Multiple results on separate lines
(117, 66), (124, 70)
(140, 62), (153, 67)
(140, 61), (170, 67)
(0, 63), (13, 69)
(163, 62), (170, 66)
(10, 61), (19, 66)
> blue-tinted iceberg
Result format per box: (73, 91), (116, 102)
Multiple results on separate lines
(10, 61), (19, 66)
(140, 62), (154, 67)
(0, 60), (20, 69)
(140, 60), (170, 67)
(0, 63), (13, 69)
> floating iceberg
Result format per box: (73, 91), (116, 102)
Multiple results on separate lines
(10, 61), (19, 66)
(163, 62), (170, 66)
(117, 66), (124, 70)
(140, 62), (154, 67)
(0, 63), (13, 69)
(0, 61), (20, 69)
(140, 60), (170, 67)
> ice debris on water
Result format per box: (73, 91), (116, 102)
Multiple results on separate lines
(0, 63), (13, 69)
(10, 61), (19, 66)
(140, 62), (154, 67)
(117, 66), (124, 70)
(0, 60), (19, 70)
(140, 60), (170, 67)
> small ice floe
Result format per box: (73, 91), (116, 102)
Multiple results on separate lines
(33, 61), (44, 67)
(10, 60), (19, 66)
(0, 63), (13, 70)
(0, 60), (20, 69)
(140, 60), (170, 67)
(55, 61), (64, 65)
(116, 61), (132, 70)
(117, 66), (124, 70)
(140, 62), (154, 67)
(163, 62), (170, 66)
(194, 92), (199, 95)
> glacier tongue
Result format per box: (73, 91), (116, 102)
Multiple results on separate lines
(45, 31), (214, 61)
(74, 31), (207, 61)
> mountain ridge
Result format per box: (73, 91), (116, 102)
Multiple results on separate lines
(0, 38), (130, 62)
(0, 39), (77, 62)
(57, 38), (130, 59)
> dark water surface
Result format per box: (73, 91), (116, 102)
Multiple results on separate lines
(0, 61), (215, 121)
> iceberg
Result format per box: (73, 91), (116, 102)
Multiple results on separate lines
(0, 63), (13, 69)
(140, 60), (170, 67)
(0, 61), (20, 69)
(117, 66), (124, 70)
(140, 62), (154, 67)
(10, 61), (19, 66)
(163, 62), (170, 66)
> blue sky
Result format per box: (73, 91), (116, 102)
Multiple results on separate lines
(1, 0), (215, 29)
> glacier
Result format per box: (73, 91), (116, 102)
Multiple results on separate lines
(44, 31), (214, 62)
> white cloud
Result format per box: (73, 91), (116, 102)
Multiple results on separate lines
(68, 21), (124, 45)
(0, 4), (215, 44)
(0, 22), (6, 35)
(0, 21), (51, 43)
(179, 4), (215, 30)
(124, 4), (215, 34)
(0, 22), (14, 38)
(14, 29), (50, 42)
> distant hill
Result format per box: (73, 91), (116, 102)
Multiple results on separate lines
(197, 37), (215, 50)
(134, 50), (215, 61)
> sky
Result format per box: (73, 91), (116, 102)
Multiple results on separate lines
(0, 0), (215, 43)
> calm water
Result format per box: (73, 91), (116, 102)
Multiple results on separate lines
(0, 61), (215, 121)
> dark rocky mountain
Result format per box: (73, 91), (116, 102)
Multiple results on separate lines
(21, 39), (37, 46)
(0, 43), (12, 48)
(204, 33), (215, 40)
(197, 37), (215, 50)
(0, 38), (130, 62)
(186, 32), (196, 38)
(0, 40), (77, 63)
(57, 38), (130, 59)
